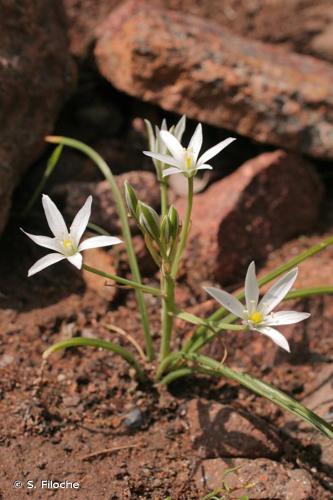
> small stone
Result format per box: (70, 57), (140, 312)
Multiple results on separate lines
(123, 407), (143, 429)
(0, 355), (14, 368)
(194, 458), (313, 499)
(63, 395), (81, 408)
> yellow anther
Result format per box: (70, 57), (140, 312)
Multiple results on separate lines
(63, 239), (72, 249)
(249, 311), (263, 324)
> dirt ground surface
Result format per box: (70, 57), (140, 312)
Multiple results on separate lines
(0, 193), (333, 499)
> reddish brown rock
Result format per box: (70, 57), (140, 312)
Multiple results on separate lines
(65, 0), (333, 62)
(194, 458), (313, 499)
(175, 150), (323, 285)
(82, 247), (118, 300)
(51, 171), (160, 235)
(0, 0), (74, 235)
(186, 399), (282, 459)
(95, 1), (333, 159)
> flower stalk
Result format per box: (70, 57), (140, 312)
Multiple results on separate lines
(83, 264), (162, 296)
(43, 337), (146, 382)
(160, 271), (175, 361)
(171, 176), (194, 279)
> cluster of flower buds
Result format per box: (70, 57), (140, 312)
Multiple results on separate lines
(124, 181), (180, 265)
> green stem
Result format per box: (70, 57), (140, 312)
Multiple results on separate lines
(43, 337), (146, 381)
(46, 136), (154, 361)
(21, 144), (64, 218)
(160, 367), (194, 384)
(161, 353), (333, 438)
(156, 351), (182, 380)
(184, 235), (333, 354)
(286, 286), (333, 300)
(83, 264), (161, 296)
(160, 178), (169, 218)
(171, 177), (193, 279)
(160, 272), (175, 361)
(87, 222), (111, 236)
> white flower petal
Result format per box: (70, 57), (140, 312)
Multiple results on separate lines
(28, 252), (65, 277)
(196, 164), (213, 170)
(162, 167), (182, 177)
(255, 326), (290, 352)
(174, 115), (186, 141)
(79, 235), (122, 252)
(42, 194), (68, 238)
(198, 137), (236, 165)
(258, 268), (298, 315)
(204, 287), (246, 319)
(67, 252), (83, 269)
(70, 195), (92, 246)
(21, 229), (61, 252)
(144, 119), (155, 152)
(160, 130), (184, 161)
(188, 123), (202, 161)
(143, 151), (180, 168)
(161, 118), (168, 131)
(245, 261), (259, 314)
(263, 311), (311, 326)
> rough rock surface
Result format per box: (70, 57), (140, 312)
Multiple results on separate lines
(194, 457), (313, 499)
(51, 171), (160, 235)
(65, 0), (333, 62)
(95, 1), (333, 159)
(175, 150), (323, 285)
(82, 248), (118, 300)
(0, 0), (74, 235)
(187, 399), (282, 459)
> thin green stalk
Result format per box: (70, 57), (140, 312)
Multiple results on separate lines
(43, 337), (146, 381)
(171, 177), (194, 279)
(87, 222), (111, 236)
(160, 178), (169, 217)
(286, 286), (333, 300)
(83, 264), (161, 296)
(161, 353), (333, 438)
(156, 352), (183, 380)
(160, 367), (194, 384)
(46, 136), (154, 361)
(160, 272), (175, 361)
(184, 235), (333, 354)
(21, 144), (64, 217)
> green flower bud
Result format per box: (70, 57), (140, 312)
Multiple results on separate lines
(160, 214), (171, 244)
(167, 205), (180, 240)
(124, 181), (138, 219)
(138, 202), (160, 241)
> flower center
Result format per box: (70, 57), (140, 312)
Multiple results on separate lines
(62, 237), (77, 256)
(183, 148), (194, 170)
(249, 311), (263, 324)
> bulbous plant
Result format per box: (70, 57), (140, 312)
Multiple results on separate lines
(22, 115), (333, 438)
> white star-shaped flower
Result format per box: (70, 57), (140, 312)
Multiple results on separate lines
(204, 262), (311, 352)
(143, 123), (235, 178)
(22, 195), (122, 277)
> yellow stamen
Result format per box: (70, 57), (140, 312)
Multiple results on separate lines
(249, 311), (263, 324)
(63, 239), (72, 249)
